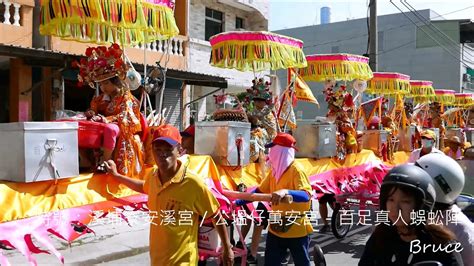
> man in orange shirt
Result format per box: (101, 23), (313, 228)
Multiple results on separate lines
(104, 124), (234, 265)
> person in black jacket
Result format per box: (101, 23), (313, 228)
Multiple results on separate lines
(359, 164), (463, 266)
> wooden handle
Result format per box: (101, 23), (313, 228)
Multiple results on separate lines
(222, 190), (293, 204)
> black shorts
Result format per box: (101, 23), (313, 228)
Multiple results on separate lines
(318, 194), (336, 205)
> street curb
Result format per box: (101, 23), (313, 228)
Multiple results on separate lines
(72, 245), (149, 265)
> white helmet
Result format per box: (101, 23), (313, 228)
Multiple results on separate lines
(415, 153), (465, 204)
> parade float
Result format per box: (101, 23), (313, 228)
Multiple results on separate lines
(429, 89), (456, 149)
(401, 79), (436, 151)
(0, 14), (447, 266)
(364, 72), (413, 161)
(206, 30), (309, 172)
(298, 53), (374, 161)
(296, 54), (401, 238)
(444, 93), (474, 140)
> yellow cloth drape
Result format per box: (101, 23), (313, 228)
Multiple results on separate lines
(0, 151), (410, 223)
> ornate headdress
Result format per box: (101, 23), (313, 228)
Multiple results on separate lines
(324, 84), (354, 119)
(245, 78), (273, 104)
(75, 43), (128, 88)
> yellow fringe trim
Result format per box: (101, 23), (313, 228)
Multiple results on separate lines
(408, 85), (435, 97)
(413, 96), (432, 104)
(366, 78), (411, 95)
(40, 0), (179, 46)
(454, 97), (474, 107)
(299, 60), (373, 82)
(210, 40), (307, 72)
(433, 94), (455, 104)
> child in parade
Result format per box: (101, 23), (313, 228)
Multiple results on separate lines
(77, 44), (144, 176)
(359, 164), (463, 265)
(104, 124), (234, 265)
(415, 153), (474, 266)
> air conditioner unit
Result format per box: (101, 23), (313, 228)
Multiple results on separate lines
(463, 73), (471, 82)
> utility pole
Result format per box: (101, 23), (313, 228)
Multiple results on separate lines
(369, 0), (378, 71)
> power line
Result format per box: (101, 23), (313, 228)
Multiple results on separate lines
(378, 40), (414, 55)
(402, 0), (474, 59)
(302, 5), (474, 49)
(390, 1), (470, 68)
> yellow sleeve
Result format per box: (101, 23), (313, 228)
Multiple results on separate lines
(141, 167), (156, 194)
(193, 178), (220, 219)
(291, 165), (313, 196)
(143, 176), (150, 194)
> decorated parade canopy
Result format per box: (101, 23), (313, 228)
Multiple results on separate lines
(366, 72), (411, 95)
(454, 93), (474, 107)
(409, 80), (435, 97)
(433, 89), (456, 104)
(299, 54), (373, 82)
(39, 0), (179, 46)
(409, 80), (435, 103)
(209, 31), (307, 72)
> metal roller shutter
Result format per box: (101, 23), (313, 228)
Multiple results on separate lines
(156, 80), (183, 130)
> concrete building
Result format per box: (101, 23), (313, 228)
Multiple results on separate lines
(186, 0), (269, 122)
(0, 0), (228, 129)
(275, 9), (474, 119)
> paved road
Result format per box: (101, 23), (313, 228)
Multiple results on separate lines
(96, 224), (373, 265)
(97, 202), (376, 266)
(3, 201), (375, 265)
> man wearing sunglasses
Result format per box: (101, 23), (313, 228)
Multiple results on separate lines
(407, 129), (443, 163)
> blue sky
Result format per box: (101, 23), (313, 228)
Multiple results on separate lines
(270, 0), (474, 30)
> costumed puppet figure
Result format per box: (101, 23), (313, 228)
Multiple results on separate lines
(380, 98), (397, 161)
(324, 84), (357, 159)
(404, 101), (414, 126)
(76, 44), (144, 176)
(242, 78), (278, 163)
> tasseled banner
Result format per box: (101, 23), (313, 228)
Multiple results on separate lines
(39, 0), (179, 46)
(210, 41), (307, 72)
(300, 59), (373, 82)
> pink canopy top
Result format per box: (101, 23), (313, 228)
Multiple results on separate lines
(209, 31), (304, 49)
(306, 54), (369, 63)
(435, 90), (455, 95)
(410, 80), (433, 86)
(372, 72), (410, 80)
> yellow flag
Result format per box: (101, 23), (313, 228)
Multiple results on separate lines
(288, 68), (319, 106)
